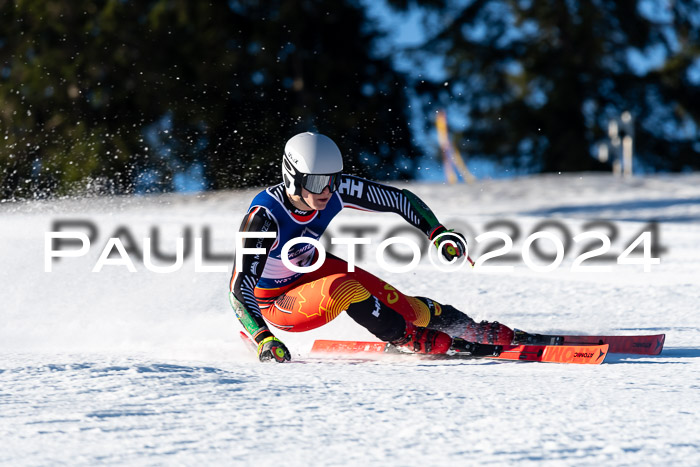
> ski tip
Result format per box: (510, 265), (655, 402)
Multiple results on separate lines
(238, 331), (257, 353)
(654, 334), (666, 355)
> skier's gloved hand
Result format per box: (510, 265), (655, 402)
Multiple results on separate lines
(430, 225), (467, 262)
(257, 336), (291, 363)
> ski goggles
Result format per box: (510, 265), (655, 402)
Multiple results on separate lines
(301, 172), (342, 194)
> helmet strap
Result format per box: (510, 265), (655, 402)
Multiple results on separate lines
(298, 195), (313, 210)
(285, 187), (314, 211)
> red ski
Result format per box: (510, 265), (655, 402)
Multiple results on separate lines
(558, 334), (665, 355)
(513, 330), (665, 355)
(311, 340), (609, 365)
(239, 331), (258, 353)
(496, 344), (608, 364)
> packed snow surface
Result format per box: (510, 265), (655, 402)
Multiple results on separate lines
(1, 173), (699, 465)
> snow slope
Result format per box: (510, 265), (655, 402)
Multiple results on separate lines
(1, 173), (699, 466)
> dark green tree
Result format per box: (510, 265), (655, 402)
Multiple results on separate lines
(390, 0), (700, 173)
(0, 0), (417, 199)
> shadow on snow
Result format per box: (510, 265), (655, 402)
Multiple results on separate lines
(522, 197), (700, 223)
(605, 347), (700, 364)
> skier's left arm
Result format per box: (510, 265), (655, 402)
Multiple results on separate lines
(337, 175), (467, 261)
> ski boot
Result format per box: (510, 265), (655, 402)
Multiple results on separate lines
(391, 322), (453, 355)
(511, 329), (564, 346)
(418, 300), (515, 346)
(391, 323), (502, 357)
(461, 320), (514, 346)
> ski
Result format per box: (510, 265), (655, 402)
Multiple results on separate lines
(560, 334), (664, 355)
(239, 331), (258, 354)
(513, 331), (665, 355)
(500, 344), (608, 364)
(310, 340), (608, 364)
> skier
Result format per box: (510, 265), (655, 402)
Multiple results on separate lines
(229, 132), (516, 362)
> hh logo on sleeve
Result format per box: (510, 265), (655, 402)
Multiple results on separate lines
(339, 178), (364, 198)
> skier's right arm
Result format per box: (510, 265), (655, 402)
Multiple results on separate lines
(229, 206), (290, 362)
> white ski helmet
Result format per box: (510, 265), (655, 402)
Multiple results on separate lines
(282, 132), (344, 196)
